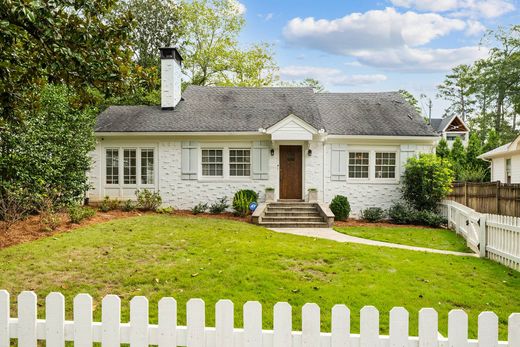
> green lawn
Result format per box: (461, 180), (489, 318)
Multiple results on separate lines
(335, 226), (472, 253)
(0, 215), (518, 339)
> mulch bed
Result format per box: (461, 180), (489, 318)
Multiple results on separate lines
(0, 209), (250, 250)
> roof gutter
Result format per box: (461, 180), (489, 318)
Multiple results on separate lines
(326, 135), (440, 141)
(95, 131), (264, 137)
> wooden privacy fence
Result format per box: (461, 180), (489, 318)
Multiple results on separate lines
(447, 181), (520, 217)
(1, 291), (519, 347)
(440, 200), (520, 270)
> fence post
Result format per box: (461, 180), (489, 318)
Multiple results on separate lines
(479, 214), (487, 258)
(496, 181), (501, 215)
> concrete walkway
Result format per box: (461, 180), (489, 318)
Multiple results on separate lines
(269, 227), (477, 257)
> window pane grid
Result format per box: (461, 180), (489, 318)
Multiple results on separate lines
(202, 149), (223, 176)
(375, 152), (396, 179)
(141, 149), (154, 184)
(230, 149), (251, 177)
(106, 149), (119, 184)
(124, 149), (137, 184)
(348, 152), (369, 178)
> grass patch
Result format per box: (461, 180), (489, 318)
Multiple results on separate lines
(335, 226), (472, 253)
(0, 215), (518, 339)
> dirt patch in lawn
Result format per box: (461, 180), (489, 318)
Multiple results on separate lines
(0, 210), (146, 249)
(334, 218), (432, 229)
(172, 210), (250, 223)
(0, 209), (251, 249)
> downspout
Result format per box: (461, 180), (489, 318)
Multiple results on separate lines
(322, 141), (325, 202)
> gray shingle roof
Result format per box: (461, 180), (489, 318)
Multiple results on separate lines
(429, 116), (455, 133)
(95, 86), (438, 136)
(315, 92), (437, 136)
(96, 86), (322, 133)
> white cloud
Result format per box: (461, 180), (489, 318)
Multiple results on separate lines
(258, 12), (274, 21)
(389, 0), (515, 18)
(280, 65), (387, 85)
(283, 7), (488, 71)
(283, 7), (466, 53)
(354, 46), (488, 71)
(465, 20), (486, 36)
(230, 0), (246, 15)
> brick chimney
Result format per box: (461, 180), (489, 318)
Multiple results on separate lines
(160, 47), (183, 109)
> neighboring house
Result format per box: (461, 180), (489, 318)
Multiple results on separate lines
(478, 135), (520, 184)
(88, 48), (439, 216)
(430, 115), (470, 148)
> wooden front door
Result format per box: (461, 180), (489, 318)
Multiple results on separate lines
(279, 145), (302, 199)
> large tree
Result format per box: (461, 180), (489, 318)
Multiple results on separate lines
(0, 84), (97, 207)
(0, 0), (134, 126)
(179, 0), (277, 87)
(125, 0), (183, 68)
(437, 64), (476, 121)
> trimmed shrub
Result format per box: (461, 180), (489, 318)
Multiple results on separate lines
(232, 190), (258, 216)
(388, 202), (417, 225)
(192, 203), (208, 215)
(330, 195), (350, 221)
(360, 207), (386, 222)
(388, 202), (446, 227)
(414, 210), (447, 228)
(402, 154), (454, 211)
(121, 199), (136, 212)
(209, 197), (229, 214)
(68, 205), (96, 224)
(99, 196), (120, 212)
(135, 189), (162, 211)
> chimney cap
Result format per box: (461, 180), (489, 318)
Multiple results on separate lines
(160, 47), (183, 64)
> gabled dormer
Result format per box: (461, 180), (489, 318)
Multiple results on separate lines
(430, 115), (469, 147)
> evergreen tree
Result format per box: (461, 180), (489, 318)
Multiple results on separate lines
(466, 133), (484, 168)
(436, 138), (450, 159)
(450, 137), (466, 179)
(483, 129), (502, 153)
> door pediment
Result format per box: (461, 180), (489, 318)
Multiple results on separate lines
(266, 114), (317, 141)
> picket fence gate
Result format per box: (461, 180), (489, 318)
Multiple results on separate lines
(1, 291), (519, 347)
(440, 200), (520, 270)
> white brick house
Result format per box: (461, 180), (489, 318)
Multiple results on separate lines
(88, 48), (439, 216)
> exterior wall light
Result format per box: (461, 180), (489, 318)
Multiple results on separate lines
(271, 148), (275, 156)
(308, 149), (312, 156)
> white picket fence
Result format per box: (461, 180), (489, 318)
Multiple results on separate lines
(1, 290), (519, 347)
(440, 200), (520, 270)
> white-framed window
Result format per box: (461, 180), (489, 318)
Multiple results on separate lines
(202, 149), (223, 176)
(104, 147), (155, 186)
(375, 152), (397, 179)
(123, 149), (137, 184)
(229, 149), (251, 177)
(141, 149), (155, 184)
(106, 149), (119, 184)
(348, 152), (369, 178)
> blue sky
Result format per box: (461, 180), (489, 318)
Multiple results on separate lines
(235, 0), (519, 118)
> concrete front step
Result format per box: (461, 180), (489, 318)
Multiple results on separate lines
(268, 202), (316, 207)
(263, 212), (322, 217)
(261, 216), (325, 223)
(267, 207), (318, 213)
(259, 221), (329, 228)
